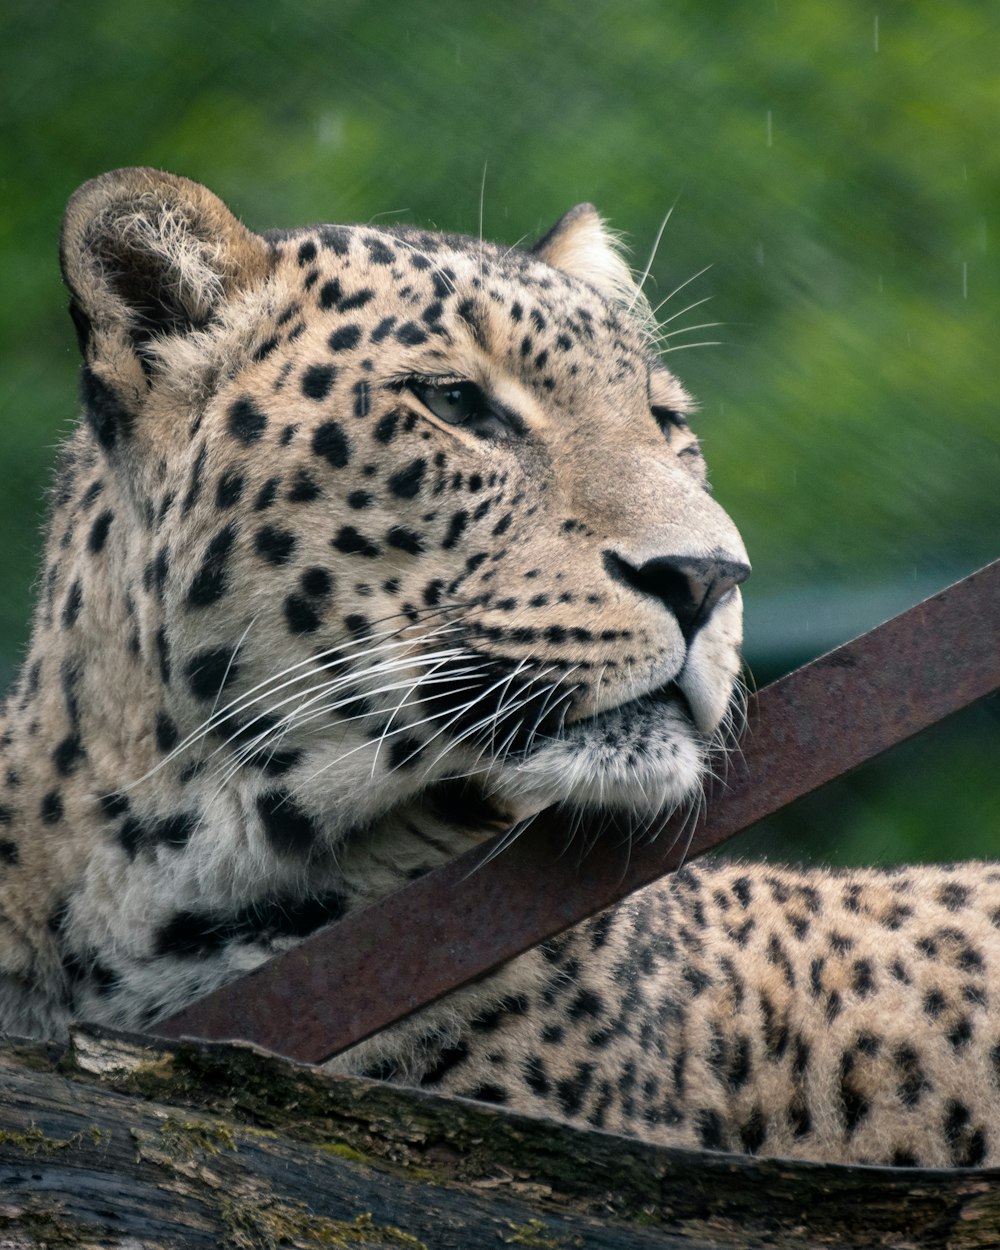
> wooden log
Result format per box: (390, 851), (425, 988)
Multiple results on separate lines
(0, 1028), (997, 1249)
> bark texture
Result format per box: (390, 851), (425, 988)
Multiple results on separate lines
(0, 1027), (997, 1249)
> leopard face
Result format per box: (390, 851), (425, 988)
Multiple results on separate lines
(66, 171), (747, 835)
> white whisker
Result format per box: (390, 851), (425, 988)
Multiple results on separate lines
(627, 200), (677, 313)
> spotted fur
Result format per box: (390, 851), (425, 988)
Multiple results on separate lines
(0, 169), (997, 1167)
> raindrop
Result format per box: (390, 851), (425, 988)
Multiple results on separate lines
(766, 110), (773, 148)
(873, 15), (879, 52)
(755, 240), (765, 266)
(961, 261), (968, 299)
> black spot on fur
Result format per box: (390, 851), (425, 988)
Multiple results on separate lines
(255, 525), (297, 565)
(284, 594), (322, 634)
(80, 479), (105, 510)
(568, 989), (605, 1021)
(387, 736), (423, 771)
(155, 712), (179, 753)
(300, 567), (333, 598)
(388, 458), (427, 499)
(419, 1041), (471, 1086)
(154, 891), (346, 959)
(319, 226), (351, 256)
(87, 509), (114, 554)
(254, 477), (280, 510)
(155, 625), (171, 684)
(738, 1107), (767, 1153)
(522, 1056), (550, 1096)
(312, 420), (351, 468)
(839, 1051), (870, 1135)
(187, 523), (237, 608)
(943, 1100), (986, 1166)
(396, 321), (428, 346)
(80, 366), (134, 451)
(329, 325), (362, 352)
(120, 811), (197, 857)
(851, 959), (875, 996)
(41, 790), (64, 824)
(371, 316), (397, 343)
(333, 527), (381, 558)
(52, 733), (84, 776)
(340, 288), (376, 313)
(923, 989), (946, 1018)
(62, 580), (83, 628)
(342, 613), (371, 641)
(939, 882), (970, 911)
(318, 279), (342, 309)
(216, 470), (244, 509)
(895, 1045), (929, 1106)
(948, 1016), (974, 1049)
(186, 646), (240, 701)
(181, 445), (208, 515)
(374, 412), (399, 444)
(696, 1108), (725, 1150)
(257, 790), (320, 855)
(287, 469), (321, 503)
(365, 238), (394, 265)
(442, 510), (468, 549)
(302, 363), (337, 400)
(228, 397), (268, 444)
(467, 1085), (507, 1105)
(386, 526), (427, 555)
(100, 792), (130, 819)
(556, 1063), (594, 1116)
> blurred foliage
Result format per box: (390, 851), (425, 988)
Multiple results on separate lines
(1, 0), (996, 864)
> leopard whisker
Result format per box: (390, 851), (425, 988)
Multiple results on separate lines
(658, 340), (724, 355)
(627, 200), (677, 315)
(649, 264), (713, 315)
(217, 655), (487, 783)
(146, 616), (466, 782)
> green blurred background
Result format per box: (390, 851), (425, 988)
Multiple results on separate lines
(2, 1), (997, 865)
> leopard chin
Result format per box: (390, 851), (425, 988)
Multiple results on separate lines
(486, 686), (715, 823)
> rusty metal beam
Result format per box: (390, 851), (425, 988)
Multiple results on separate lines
(156, 558), (1000, 1063)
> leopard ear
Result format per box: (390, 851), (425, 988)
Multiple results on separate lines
(60, 168), (271, 444)
(532, 203), (644, 311)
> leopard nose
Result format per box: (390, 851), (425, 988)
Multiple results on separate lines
(603, 550), (750, 641)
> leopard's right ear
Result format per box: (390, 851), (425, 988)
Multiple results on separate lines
(60, 168), (271, 447)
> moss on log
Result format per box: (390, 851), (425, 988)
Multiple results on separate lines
(0, 1027), (995, 1248)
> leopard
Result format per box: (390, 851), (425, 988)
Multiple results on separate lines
(0, 167), (997, 1170)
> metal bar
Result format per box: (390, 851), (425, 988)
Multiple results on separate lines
(157, 558), (1000, 1063)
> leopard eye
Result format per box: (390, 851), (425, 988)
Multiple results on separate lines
(651, 405), (688, 437)
(409, 379), (517, 439)
(411, 380), (486, 425)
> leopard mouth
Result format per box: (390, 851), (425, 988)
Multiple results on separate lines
(570, 678), (697, 731)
